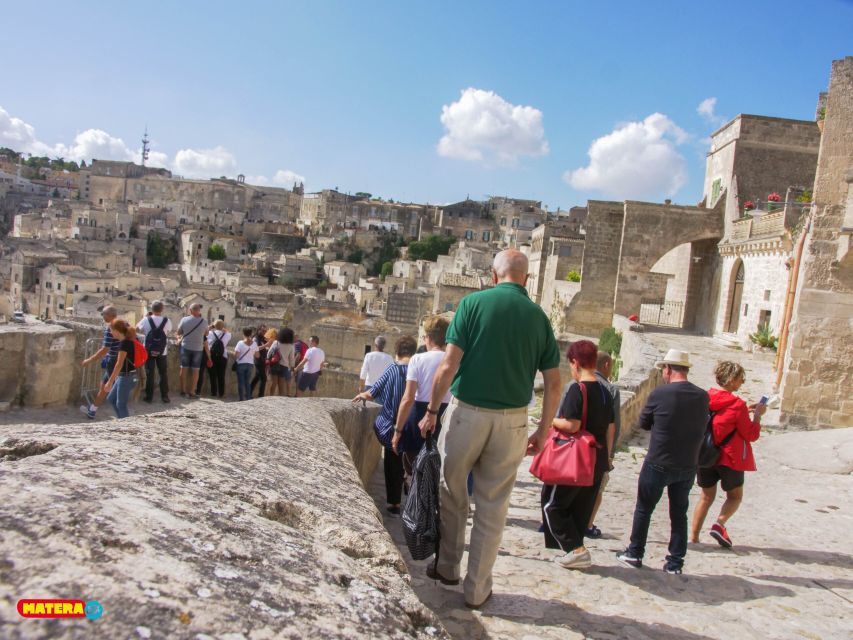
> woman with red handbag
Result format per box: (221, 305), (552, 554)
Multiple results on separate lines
(540, 340), (615, 569)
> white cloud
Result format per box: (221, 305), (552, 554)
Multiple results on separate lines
(697, 97), (726, 126)
(55, 129), (136, 163)
(437, 88), (549, 165)
(173, 146), (237, 179)
(272, 169), (305, 187)
(564, 113), (688, 201)
(244, 175), (270, 186)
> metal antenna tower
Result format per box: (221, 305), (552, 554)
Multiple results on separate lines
(141, 127), (150, 166)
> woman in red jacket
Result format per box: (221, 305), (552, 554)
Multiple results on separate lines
(691, 361), (766, 548)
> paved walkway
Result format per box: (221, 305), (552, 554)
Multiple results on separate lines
(368, 334), (852, 639)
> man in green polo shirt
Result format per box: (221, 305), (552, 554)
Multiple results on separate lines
(419, 249), (562, 609)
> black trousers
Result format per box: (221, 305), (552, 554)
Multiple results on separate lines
(251, 363), (267, 398)
(384, 446), (404, 506)
(195, 361), (206, 395)
(144, 354), (169, 400)
(208, 356), (228, 397)
(541, 477), (602, 551)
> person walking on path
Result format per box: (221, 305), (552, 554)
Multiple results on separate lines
(250, 325), (272, 398)
(617, 349), (709, 575)
(418, 249), (562, 610)
(176, 303), (211, 399)
(104, 319), (139, 419)
(691, 361), (765, 548)
(233, 327), (260, 401)
(268, 327), (296, 397)
(293, 335), (325, 397)
(353, 336), (418, 515)
(360, 335), (394, 392)
(585, 350), (621, 539)
(136, 301), (171, 404)
(79, 305), (120, 420)
(541, 340), (615, 570)
(206, 320), (231, 398)
(391, 316), (451, 482)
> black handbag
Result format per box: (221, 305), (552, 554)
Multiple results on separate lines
(697, 412), (737, 468)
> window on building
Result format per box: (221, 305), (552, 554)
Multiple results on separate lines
(59, 303), (64, 310)
(464, 230), (474, 240)
(482, 231), (490, 242)
(500, 217), (507, 226)
(96, 287), (100, 293)
(444, 302), (454, 312)
(74, 284), (79, 291)
(758, 310), (772, 328)
(47, 295), (51, 303)
(764, 289), (771, 301)
(710, 178), (722, 206)
(743, 303), (748, 316)
(57, 282), (61, 290)
(512, 218), (520, 228)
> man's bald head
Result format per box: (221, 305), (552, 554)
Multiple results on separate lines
(492, 250), (529, 284)
(100, 305), (117, 321)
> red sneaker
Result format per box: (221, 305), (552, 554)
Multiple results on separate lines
(710, 523), (733, 548)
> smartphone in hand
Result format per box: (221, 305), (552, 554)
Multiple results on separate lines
(759, 395), (769, 405)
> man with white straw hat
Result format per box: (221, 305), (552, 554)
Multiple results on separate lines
(617, 348), (709, 575)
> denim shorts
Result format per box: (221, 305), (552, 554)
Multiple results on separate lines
(180, 347), (204, 370)
(271, 365), (292, 380)
(298, 370), (320, 391)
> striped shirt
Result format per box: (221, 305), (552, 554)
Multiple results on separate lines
(103, 325), (121, 363)
(369, 363), (408, 440)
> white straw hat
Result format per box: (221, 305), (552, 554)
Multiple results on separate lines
(655, 349), (692, 369)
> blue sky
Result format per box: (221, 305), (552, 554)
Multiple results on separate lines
(2, 1), (851, 210)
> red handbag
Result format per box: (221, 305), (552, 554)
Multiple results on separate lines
(529, 382), (599, 486)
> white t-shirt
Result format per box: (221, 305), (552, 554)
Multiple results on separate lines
(406, 350), (451, 403)
(207, 330), (232, 350)
(233, 340), (258, 364)
(136, 315), (173, 354)
(302, 346), (325, 374)
(360, 351), (394, 386)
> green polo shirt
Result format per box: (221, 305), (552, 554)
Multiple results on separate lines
(445, 282), (561, 409)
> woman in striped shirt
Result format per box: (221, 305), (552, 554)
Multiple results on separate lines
(353, 335), (418, 516)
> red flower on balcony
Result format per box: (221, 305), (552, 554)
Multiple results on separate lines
(743, 200), (755, 211)
(767, 192), (781, 202)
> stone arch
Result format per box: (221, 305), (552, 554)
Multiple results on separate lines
(613, 199), (724, 318)
(724, 258), (745, 333)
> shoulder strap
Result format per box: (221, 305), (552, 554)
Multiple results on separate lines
(719, 422), (738, 447)
(213, 331), (223, 344)
(148, 317), (156, 331)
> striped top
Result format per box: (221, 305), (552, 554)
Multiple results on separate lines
(370, 363), (408, 442)
(103, 325), (121, 363)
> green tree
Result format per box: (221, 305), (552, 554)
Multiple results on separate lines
(407, 235), (456, 262)
(380, 261), (393, 278)
(146, 232), (178, 268)
(598, 327), (622, 356)
(565, 270), (581, 282)
(347, 248), (364, 264)
(207, 244), (226, 260)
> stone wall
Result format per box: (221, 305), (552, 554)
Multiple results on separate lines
(612, 315), (664, 443)
(564, 201), (624, 335)
(0, 398), (443, 638)
(781, 57), (853, 430)
(0, 323), (78, 408)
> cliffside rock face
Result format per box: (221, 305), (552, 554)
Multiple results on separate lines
(0, 398), (446, 639)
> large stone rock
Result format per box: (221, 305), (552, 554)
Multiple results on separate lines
(0, 397), (446, 639)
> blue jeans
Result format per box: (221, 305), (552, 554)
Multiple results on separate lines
(107, 373), (137, 419)
(627, 461), (695, 569)
(236, 363), (254, 401)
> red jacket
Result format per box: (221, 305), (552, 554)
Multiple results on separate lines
(708, 388), (760, 471)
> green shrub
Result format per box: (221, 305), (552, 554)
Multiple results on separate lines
(598, 326), (622, 356)
(207, 244), (226, 261)
(749, 323), (778, 349)
(565, 270), (581, 283)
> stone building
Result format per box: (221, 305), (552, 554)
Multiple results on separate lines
(324, 260), (367, 289)
(433, 198), (496, 242)
(432, 272), (489, 313)
(490, 196), (547, 246)
(780, 56), (853, 429)
(526, 219), (584, 304)
(704, 114), (820, 344)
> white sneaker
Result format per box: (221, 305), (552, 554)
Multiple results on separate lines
(555, 549), (591, 569)
(79, 405), (96, 420)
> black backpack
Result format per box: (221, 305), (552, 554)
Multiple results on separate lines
(210, 331), (225, 359)
(145, 316), (168, 357)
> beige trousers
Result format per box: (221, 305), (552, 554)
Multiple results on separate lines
(436, 398), (528, 605)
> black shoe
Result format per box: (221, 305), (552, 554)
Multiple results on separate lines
(663, 562), (683, 575)
(142, 397), (153, 403)
(179, 391), (187, 398)
(161, 396), (170, 403)
(386, 505), (401, 516)
(426, 564), (459, 586)
(616, 550), (643, 569)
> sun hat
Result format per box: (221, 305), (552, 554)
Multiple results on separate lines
(655, 349), (692, 369)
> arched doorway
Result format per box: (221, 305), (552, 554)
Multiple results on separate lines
(726, 260), (745, 333)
